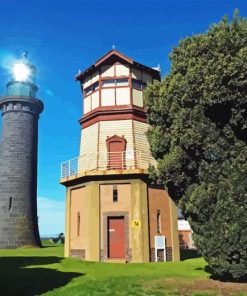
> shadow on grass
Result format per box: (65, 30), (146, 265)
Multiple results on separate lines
(0, 256), (84, 296)
(204, 265), (247, 283)
(180, 248), (201, 261)
(42, 245), (61, 248)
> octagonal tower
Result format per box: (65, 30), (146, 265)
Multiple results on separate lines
(61, 50), (179, 262)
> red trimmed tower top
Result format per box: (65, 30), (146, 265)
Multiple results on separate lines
(75, 49), (161, 129)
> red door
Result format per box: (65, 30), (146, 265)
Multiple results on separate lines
(108, 141), (124, 169)
(106, 135), (126, 170)
(108, 217), (125, 258)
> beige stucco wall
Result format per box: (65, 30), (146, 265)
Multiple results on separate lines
(69, 187), (87, 250)
(66, 179), (150, 262)
(148, 187), (180, 262)
(64, 188), (71, 257)
(130, 180), (149, 262)
(65, 179), (178, 263)
(169, 198), (180, 261)
(100, 183), (132, 249)
(84, 182), (100, 261)
(148, 188), (172, 248)
(65, 183), (100, 261)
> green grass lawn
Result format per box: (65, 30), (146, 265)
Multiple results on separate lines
(0, 242), (246, 296)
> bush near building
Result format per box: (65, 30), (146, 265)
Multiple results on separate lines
(144, 11), (247, 281)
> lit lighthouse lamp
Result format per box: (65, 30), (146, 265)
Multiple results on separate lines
(7, 52), (38, 98)
(13, 62), (30, 82)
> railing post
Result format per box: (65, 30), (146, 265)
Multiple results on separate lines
(96, 153), (98, 170)
(60, 149), (156, 177)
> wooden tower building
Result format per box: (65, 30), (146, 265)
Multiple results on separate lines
(60, 50), (179, 262)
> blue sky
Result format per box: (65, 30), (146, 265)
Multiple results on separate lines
(0, 0), (246, 235)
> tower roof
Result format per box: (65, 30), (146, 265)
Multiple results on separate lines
(75, 49), (160, 81)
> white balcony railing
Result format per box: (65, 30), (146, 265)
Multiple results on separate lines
(61, 150), (156, 178)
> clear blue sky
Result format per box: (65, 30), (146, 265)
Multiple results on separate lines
(0, 0), (246, 235)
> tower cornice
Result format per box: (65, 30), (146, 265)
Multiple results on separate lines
(0, 95), (44, 114)
(79, 105), (147, 128)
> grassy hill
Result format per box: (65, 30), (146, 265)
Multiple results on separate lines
(0, 242), (246, 296)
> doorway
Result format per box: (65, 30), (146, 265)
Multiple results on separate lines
(107, 217), (125, 258)
(106, 135), (126, 169)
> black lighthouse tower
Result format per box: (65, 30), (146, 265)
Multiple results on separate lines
(0, 53), (43, 248)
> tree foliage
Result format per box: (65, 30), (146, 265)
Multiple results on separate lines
(144, 12), (247, 281)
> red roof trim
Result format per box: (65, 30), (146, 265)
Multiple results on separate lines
(75, 49), (160, 81)
(95, 49), (133, 67)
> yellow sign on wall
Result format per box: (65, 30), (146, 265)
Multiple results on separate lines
(132, 220), (141, 228)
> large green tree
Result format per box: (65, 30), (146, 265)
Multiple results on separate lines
(145, 12), (247, 281)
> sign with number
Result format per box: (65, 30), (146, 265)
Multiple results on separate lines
(132, 220), (141, 228)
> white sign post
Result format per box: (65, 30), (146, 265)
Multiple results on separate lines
(155, 235), (166, 262)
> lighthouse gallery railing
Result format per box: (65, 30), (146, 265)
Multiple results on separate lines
(61, 150), (156, 178)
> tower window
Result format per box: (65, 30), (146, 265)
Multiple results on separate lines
(116, 79), (128, 86)
(8, 197), (13, 212)
(132, 79), (147, 90)
(102, 79), (128, 87)
(84, 81), (99, 95)
(157, 210), (161, 234)
(102, 79), (115, 87)
(113, 185), (118, 202)
(77, 212), (80, 236)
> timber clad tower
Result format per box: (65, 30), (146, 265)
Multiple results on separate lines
(61, 50), (179, 262)
(0, 54), (43, 248)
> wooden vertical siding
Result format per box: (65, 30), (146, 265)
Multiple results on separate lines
(78, 120), (156, 171)
(133, 120), (156, 168)
(98, 120), (134, 168)
(79, 122), (99, 170)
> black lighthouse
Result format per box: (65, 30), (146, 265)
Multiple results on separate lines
(0, 53), (43, 248)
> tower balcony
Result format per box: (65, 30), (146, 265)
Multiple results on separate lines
(60, 149), (156, 180)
